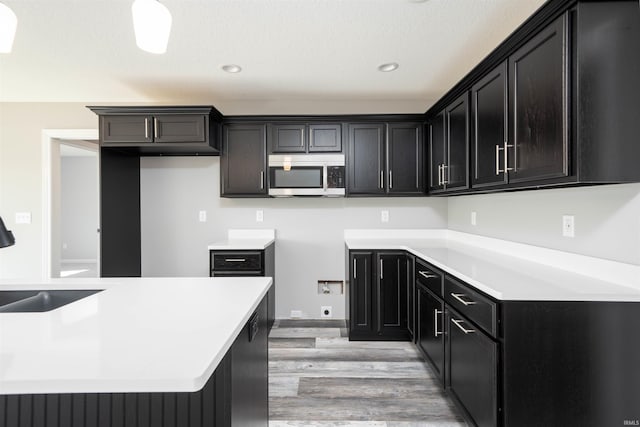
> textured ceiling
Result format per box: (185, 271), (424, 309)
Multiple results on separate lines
(0, 0), (547, 114)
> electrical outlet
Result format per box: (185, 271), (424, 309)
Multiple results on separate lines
(562, 215), (575, 237)
(198, 210), (207, 222)
(15, 212), (31, 224)
(381, 210), (389, 223)
(321, 306), (333, 318)
(471, 211), (477, 226)
(290, 310), (302, 318)
(256, 210), (264, 223)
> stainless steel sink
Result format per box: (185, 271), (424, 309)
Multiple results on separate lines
(0, 290), (103, 313)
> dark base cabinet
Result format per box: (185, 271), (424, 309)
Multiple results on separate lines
(0, 296), (269, 427)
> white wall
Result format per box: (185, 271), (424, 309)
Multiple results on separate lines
(140, 156), (448, 319)
(61, 156), (98, 261)
(447, 183), (640, 266)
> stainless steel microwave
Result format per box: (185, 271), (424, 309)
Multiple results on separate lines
(268, 154), (346, 197)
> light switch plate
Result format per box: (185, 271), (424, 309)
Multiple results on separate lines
(471, 211), (477, 226)
(15, 212), (31, 224)
(562, 215), (575, 237)
(198, 210), (207, 222)
(256, 210), (264, 223)
(381, 210), (389, 223)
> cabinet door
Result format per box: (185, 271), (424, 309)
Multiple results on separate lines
(222, 124), (267, 196)
(153, 115), (207, 143)
(472, 62), (508, 188)
(406, 255), (415, 341)
(387, 123), (424, 194)
(309, 124), (342, 152)
(445, 93), (470, 191)
(101, 115), (152, 143)
(377, 253), (408, 336)
(448, 309), (498, 427)
(349, 252), (375, 336)
(417, 285), (445, 383)
(347, 123), (386, 195)
(509, 15), (568, 184)
(428, 112), (446, 192)
(270, 124), (306, 153)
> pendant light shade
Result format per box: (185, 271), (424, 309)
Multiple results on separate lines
(0, 216), (15, 248)
(0, 2), (17, 54)
(132, 0), (172, 54)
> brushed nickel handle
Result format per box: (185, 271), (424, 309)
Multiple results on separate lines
(153, 117), (159, 138)
(442, 164), (448, 185)
(144, 118), (149, 139)
(260, 171), (264, 189)
(380, 170), (384, 189)
(380, 259), (383, 279)
(452, 318), (475, 334)
(451, 293), (477, 306)
(434, 309), (443, 337)
(225, 258), (246, 262)
(389, 170), (393, 189)
(505, 141), (515, 172)
(495, 144), (502, 175)
(419, 271), (438, 280)
(353, 258), (357, 279)
(437, 164), (442, 186)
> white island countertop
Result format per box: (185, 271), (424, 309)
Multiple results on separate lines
(208, 229), (275, 250)
(0, 276), (272, 395)
(345, 229), (640, 302)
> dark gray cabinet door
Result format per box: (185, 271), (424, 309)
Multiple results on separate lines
(509, 14), (568, 184)
(377, 253), (408, 336)
(445, 93), (470, 191)
(448, 309), (498, 427)
(154, 115), (206, 143)
(387, 123), (424, 194)
(472, 61), (509, 188)
(350, 252), (375, 336)
(347, 123), (385, 195)
(309, 124), (342, 152)
(271, 124), (306, 153)
(222, 124), (267, 196)
(101, 115), (152, 143)
(417, 284), (445, 384)
(428, 112), (445, 192)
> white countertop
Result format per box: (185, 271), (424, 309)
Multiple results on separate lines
(345, 229), (640, 302)
(208, 229), (275, 250)
(0, 276), (272, 395)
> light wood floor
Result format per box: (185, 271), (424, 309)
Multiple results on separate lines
(268, 320), (467, 427)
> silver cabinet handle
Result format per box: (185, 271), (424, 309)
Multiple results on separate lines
(389, 170), (393, 189)
(153, 117), (159, 138)
(495, 144), (502, 175)
(442, 164), (448, 185)
(225, 258), (246, 262)
(260, 171), (264, 189)
(434, 309), (443, 337)
(437, 164), (442, 186)
(419, 271), (438, 280)
(380, 258), (383, 279)
(144, 118), (149, 139)
(505, 141), (515, 172)
(353, 258), (357, 279)
(451, 293), (477, 306)
(380, 170), (384, 189)
(452, 318), (475, 334)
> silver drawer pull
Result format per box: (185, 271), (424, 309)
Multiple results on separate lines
(452, 318), (475, 334)
(225, 258), (247, 262)
(419, 271), (438, 280)
(451, 293), (477, 306)
(434, 309), (443, 337)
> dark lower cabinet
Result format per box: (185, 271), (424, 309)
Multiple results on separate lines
(416, 283), (445, 384)
(347, 250), (409, 341)
(0, 295), (269, 427)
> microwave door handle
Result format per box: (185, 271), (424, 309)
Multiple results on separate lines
(323, 165), (328, 191)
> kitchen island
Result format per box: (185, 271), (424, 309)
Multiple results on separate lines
(0, 277), (272, 427)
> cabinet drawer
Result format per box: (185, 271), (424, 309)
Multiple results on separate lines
(415, 259), (443, 297)
(444, 276), (497, 337)
(212, 252), (263, 272)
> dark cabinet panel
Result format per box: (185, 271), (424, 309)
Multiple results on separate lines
(309, 124), (342, 152)
(448, 308), (498, 427)
(154, 115), (206, 143)
(349, 251), (375, 336)
(387, 123), (424, 194)
(270, 124), (306, 153)
(445, 94), (470, 191)
(472, 61), (508, 188)
(509, 15), (568, 183)
(222, 124), (267, 196)
(377, 253), (408, 335)
(428, 112), (446, 192)
(101, 115), (152, 143)
(417, 284), (445, 384)
(406, 255), (415, 341)
(347, 124), (386, 195)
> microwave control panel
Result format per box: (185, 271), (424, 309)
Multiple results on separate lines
(327, 166), (345, 188)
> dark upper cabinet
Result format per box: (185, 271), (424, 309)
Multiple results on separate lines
(387, 123), (424, 195)
(347, 123), (386, 195)
(270, 123), (342, 153)
(429, 94), (469, 194)
(90, 106), (221, 155)
(221, 124), (267, 197)
(348, 122), (424, 196)
(509, 15), (568, 184)
(472, 61), (508, 188)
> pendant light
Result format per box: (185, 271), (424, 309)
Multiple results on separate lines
(0, 2), (17, 53)
(132, 0), (172, 54)
(0, 216), (15, 248)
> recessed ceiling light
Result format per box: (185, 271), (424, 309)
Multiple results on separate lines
(378, 63), (399, 72)
(222, 64), (242, 73)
